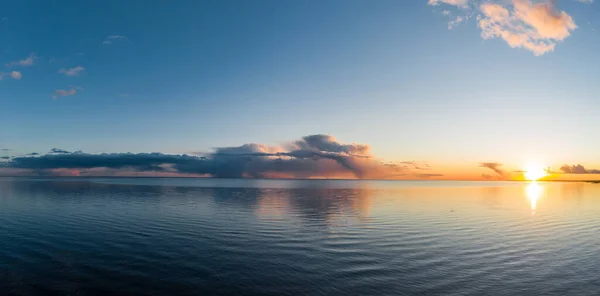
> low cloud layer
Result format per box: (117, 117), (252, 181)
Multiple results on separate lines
(1, 134), (432, 179)
(428, 0), (587, 55)
(559, 164), (600, 174)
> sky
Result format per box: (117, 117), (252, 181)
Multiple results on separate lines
(1, 0), (600, 180)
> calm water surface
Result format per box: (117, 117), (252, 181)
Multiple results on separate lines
(1, 178), (599, 295)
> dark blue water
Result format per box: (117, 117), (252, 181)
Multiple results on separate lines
(1, 178), (600, 295)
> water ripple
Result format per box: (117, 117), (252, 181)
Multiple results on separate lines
(1, 179), (600, 295)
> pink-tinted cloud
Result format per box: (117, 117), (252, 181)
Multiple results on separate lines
(478, 0), (576, 55)
(429, 0), (579, 56)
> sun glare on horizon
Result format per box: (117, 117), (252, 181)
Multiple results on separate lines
(524, 164), (548, 181)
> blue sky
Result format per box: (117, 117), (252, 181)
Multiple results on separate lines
(1, 0), (600, 179)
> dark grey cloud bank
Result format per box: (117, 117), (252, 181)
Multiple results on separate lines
(2, 134), (431, 179)
(49, 148), (72, 154)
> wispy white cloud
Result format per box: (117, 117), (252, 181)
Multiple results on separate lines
(53, 86), (83, 99)
(575, 0), (593, 3)
(59, 66), (85, 76)
(429, 0), (580, 56)
(6, 53), (37, 67)
(428, 0), (469, 8)
(102, 35), (130, 45)
(448, 16), (465, 30)
(119, 93), (131, 98)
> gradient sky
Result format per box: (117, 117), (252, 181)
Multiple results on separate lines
(1, 0), (600, 180)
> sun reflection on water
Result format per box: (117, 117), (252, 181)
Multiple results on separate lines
(526, 182), (543, 214)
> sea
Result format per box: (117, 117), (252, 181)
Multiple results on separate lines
(1, 177), (599, 295)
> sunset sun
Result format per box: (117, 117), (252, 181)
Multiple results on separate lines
(524, 165), (548, 181)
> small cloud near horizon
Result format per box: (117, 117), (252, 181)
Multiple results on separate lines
(479, 162), (505, 177)
(559, 164), (600, 174)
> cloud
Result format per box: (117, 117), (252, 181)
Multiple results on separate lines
(1, 134), (435, 179)
(6, 53), (37, 67)
(429, 0), (578, 55)
(50, 148), (72, 154)
(52, 86), (83, 99)
(400, 161), (431, 170)
(0, 71), (22, 80)
(59, 66), (85, 76)
(477, 0), (577, 55)
(559, 164), (600, 174)
(575, 0), (593, 3)
(428, 0), (470, 8)
(119, 93), (131, 98)
(448, 16), (465, 30)
(479, 162), (505, 176)
(481, 173), (493, 179)
(11, 71), (22, 79)
(102, 35), (130, 45)
(416, 173), (444, 178)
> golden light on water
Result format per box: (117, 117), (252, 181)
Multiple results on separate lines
(526, 182), (543, 214)
(524, 164), (548, 181)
